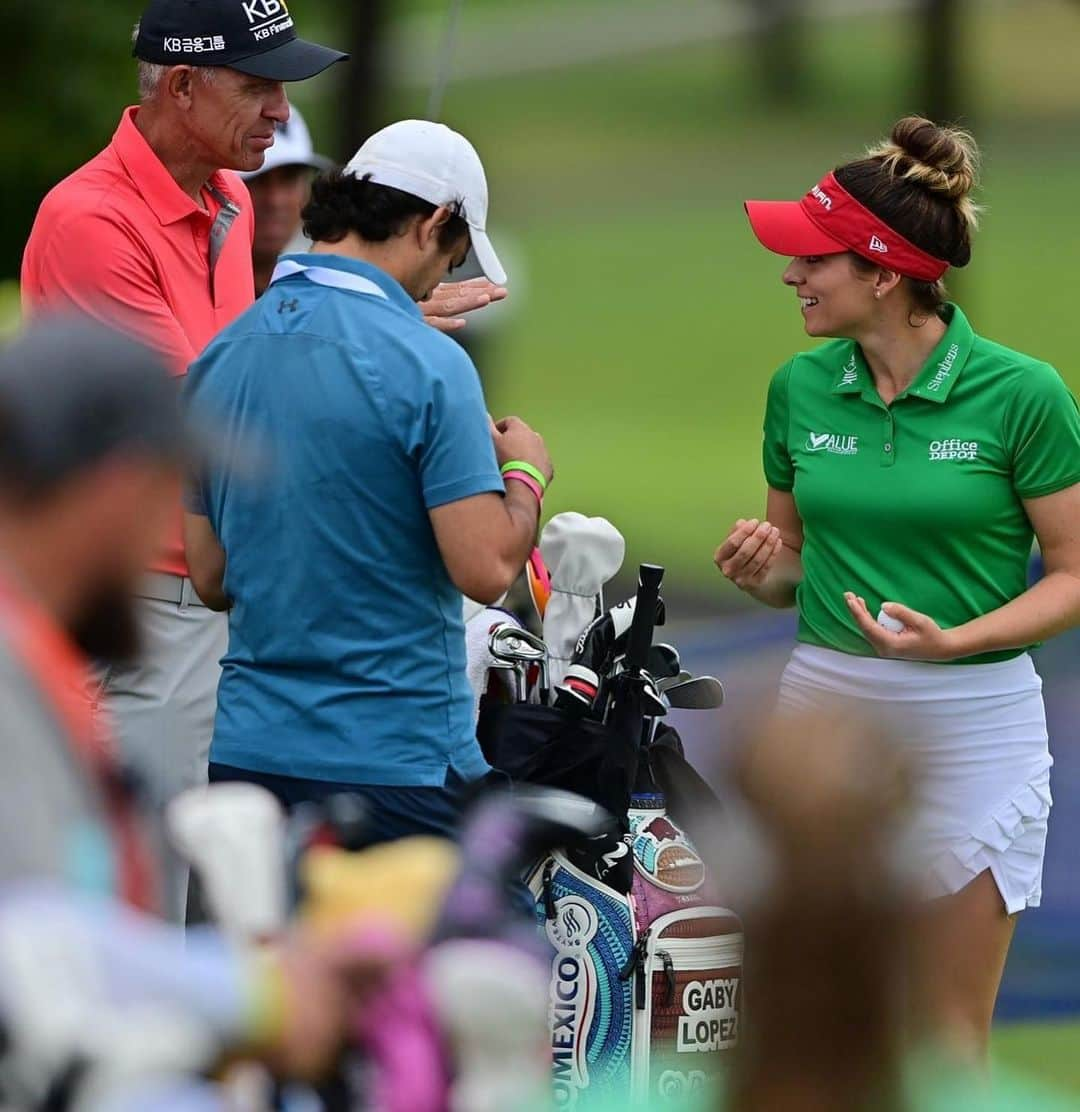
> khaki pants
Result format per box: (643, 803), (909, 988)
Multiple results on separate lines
(94, 583), (228, 922)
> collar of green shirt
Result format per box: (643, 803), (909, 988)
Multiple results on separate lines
(276, 252), (424, 319)
(831, 303), (976, 405)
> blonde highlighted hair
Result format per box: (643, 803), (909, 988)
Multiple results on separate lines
(866, 116), (982, 238)
(837, 115), (984, 315)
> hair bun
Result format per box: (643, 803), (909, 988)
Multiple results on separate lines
(865, 115), (981, 237)
(869, 116), (979, 201)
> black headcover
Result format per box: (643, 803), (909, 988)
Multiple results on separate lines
(477, 702), (640, 822)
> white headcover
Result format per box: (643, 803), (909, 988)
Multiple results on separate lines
(540, 513), (625, 688)
(166, 784), (286, 940)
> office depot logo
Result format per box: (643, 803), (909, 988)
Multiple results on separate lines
(929, 439), (979, 462)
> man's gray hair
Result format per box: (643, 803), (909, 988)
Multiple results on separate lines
(132, 22), (220, 102)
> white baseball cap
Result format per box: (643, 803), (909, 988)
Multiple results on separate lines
(343, 119), (506, 286)
(240, 105), (333, 181)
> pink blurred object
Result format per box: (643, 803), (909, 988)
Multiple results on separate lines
(352, 964), (449, 1112)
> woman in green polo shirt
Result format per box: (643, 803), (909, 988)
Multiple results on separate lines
(714, 116), (1080, 1058)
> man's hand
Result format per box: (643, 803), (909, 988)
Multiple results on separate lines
(421, 278), (508, 333)
(491, 416), (553, 485)
(843, 593), (959, 661)
(714, 519), (783, 591)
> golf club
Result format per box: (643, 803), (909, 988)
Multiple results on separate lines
(489, 624), (549, 703)
(427, 0), (466, 121)
(646, 642), (681, 680)
(662, 675), (725, 710)
(658, 670), (692, 692)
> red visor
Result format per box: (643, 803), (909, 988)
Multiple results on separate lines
(744, 172), (949, 282)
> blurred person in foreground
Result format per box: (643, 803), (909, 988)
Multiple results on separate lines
(18, 0), (347, 920)
(19, 0), (503, 918)
(723, 712), (1074, 1112)
(0, 317), (393, 1107)
(715, 116), (1080, 1057)
(184, 120), (551, 836)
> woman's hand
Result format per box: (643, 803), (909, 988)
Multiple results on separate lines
(843, 593), (960, 661)
(714, 519), (784, 591)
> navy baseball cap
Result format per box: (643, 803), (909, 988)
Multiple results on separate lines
(0, 317), (236, 493)
(134, 0), (348, 82)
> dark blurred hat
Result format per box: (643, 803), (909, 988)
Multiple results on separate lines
(134, 0), (348, 82)
(0, 317), (224, 493)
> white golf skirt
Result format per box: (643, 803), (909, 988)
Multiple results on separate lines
(777, 645), (1052, 914)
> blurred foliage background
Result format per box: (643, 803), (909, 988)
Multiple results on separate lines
(3, 0), (1080, 1083)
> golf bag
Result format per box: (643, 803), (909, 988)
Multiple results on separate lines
(527, 790), (742, 1108)
(477, 559), (744, 1106)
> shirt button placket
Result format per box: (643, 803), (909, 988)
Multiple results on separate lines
(882, 413), (896, 468)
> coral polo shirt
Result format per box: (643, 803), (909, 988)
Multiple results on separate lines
(21, 106), (255, 576)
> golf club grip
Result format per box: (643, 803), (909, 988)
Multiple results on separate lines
(625, 563), (664, 674)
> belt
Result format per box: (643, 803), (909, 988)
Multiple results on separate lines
(138, 572), (208, 609)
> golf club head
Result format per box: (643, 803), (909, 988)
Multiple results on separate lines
(658, 670), (693, 693)
(647, 643), (682, 680)
(488, 624), (548, 665)
(642, 675), (668, 719)
(167, 783), (287, 938)
(663, 675), (725, 710)
(489, 659), (526, 703)
(507, 784), (617, 855)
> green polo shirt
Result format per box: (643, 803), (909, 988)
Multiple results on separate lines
(763, 303), (1080, 664)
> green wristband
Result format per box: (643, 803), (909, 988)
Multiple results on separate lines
(501, 460), (548, 491)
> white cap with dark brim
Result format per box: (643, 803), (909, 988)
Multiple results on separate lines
(239, 105), (333, 180)
(344, 120), (507, 286)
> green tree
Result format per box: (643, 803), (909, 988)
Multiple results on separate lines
(1, 0), (355, 283)
(1, 1), (138, 280)
(739, 0), (808, 106)
(919, 0), (963, 124)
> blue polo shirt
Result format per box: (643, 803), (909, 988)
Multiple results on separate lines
(184, 254), (503, 786)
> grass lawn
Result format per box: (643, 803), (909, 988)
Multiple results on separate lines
(993, 1020), (1080, 1094)
(365, 0), (1080, 596)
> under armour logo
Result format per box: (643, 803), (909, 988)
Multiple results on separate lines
(277, 297), (299, 314)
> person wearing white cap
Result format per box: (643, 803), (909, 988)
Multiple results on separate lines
(182, 120), (552, 836)
(240, 105), (333, 295)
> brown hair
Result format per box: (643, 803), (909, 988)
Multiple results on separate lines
(725, 710), (915, 1112)
(837, 116), (981, 316)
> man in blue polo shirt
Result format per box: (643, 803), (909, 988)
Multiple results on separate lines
(183, 120), (551, 839)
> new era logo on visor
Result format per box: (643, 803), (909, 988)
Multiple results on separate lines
(868, 235), (889, 254)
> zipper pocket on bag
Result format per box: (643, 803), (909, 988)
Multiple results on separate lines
(650, 931), (743, 972)
(541, 859), (557, 921)
(657, 950), (677, 1006)
(619, 927), (651, 1010)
